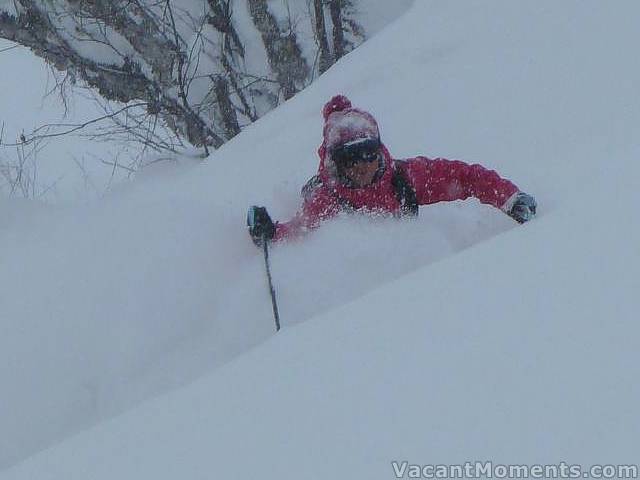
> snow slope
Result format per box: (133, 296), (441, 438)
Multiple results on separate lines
(0, 2), (416, 467)
(1, 0), (639, 476)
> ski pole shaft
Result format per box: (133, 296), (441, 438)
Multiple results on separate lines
(262, 234), (281, 332)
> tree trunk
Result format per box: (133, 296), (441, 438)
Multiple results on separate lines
(329, 0), (345, 61)
(213, 76), (241, 139)
(313, 0), (332, 74)
(207, 0), (245, 59)
(247, 0), (309, 100)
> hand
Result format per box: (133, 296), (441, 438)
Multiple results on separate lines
(247, 206), (276, 247)
(506, 192), (537, 224)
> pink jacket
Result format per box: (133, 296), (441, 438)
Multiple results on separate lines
(274, 95), (519, 241)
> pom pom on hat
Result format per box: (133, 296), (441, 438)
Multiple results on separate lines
(321, 95), (380, 150)
(322, 95), (352, 121)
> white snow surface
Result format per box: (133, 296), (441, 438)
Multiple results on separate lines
(1, 0), (639, 477)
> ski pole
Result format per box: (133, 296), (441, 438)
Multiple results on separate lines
(261, 233), (281, 332)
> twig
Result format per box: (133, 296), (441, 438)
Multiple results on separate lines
(0, 43), (20, 53)
(0, 103), (148, 147)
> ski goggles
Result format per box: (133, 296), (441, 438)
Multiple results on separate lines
(331, 138), (382, 169)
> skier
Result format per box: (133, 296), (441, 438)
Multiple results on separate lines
(248, 95), (536, 246)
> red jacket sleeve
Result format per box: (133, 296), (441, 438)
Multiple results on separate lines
(401, 157), (519, 209)
(274, 186), (341, 241)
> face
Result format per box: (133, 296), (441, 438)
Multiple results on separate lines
(342, 160), (380, 187)
(332, 138), (382, 188)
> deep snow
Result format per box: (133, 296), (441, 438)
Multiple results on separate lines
(1, 0), (639, 477)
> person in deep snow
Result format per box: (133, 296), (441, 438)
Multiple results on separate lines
(248, 95), (536, 246)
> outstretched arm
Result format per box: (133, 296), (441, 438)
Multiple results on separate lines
(399, 156), (536, 222)
(401, 157), (520, 209)
(273, 187), (341, 242)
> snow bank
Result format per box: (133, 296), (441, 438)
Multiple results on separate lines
(2, 0), (639, 475)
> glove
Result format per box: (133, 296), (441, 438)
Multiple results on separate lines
(506, 192), (537, 224)
(247, 205), (276, 247)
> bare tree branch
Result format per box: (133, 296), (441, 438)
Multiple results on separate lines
(0, 103), (148, 146)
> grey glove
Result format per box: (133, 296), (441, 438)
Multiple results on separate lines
(506, 192), (537, 224)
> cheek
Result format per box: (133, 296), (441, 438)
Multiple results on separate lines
(365, 163), (379, 176)
(345, 163), (378, 181)
(357, 167), (375, 179)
